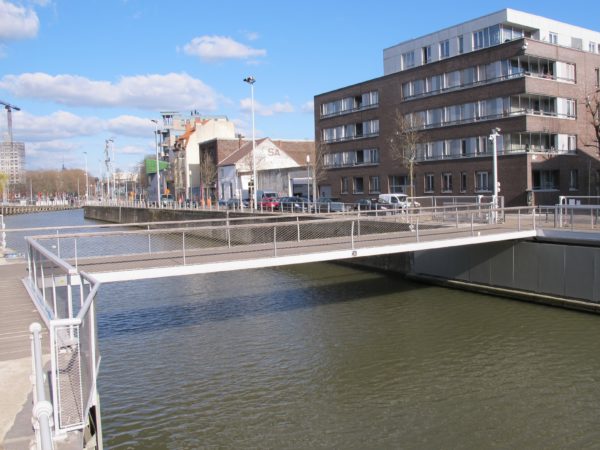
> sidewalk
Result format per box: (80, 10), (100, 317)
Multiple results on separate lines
(0, 254), (49, 449)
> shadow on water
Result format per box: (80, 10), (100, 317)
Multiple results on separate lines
(97, 269), (425, 339)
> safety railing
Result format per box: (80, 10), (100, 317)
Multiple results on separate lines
(25, 235), (102, 447)
(25, 205), (536, 273)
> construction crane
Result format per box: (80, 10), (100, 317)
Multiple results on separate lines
(0, 100), (21, 144)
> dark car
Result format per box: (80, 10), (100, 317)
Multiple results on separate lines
(279, 196), (310, 212)
(315, 197), (351, 213)
(354, 198), (391, 211)
(226, 198), (248, 209)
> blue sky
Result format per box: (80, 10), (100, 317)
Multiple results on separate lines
(0, 0), (597, 176)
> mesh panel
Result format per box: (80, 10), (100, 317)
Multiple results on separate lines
(54, 325), (84, 430)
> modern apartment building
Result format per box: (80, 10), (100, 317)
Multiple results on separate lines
(314, 9), (600, 206)
(0, 141), (25, 186)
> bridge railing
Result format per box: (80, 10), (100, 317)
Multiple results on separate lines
(24, 236), (102, 445)
(26, 205), (535, 269)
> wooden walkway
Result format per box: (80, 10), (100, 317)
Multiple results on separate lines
(0, 262), (48, 361)
(0, 261), (49, 450)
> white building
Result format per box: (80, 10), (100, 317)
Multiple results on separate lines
(216, 138), (315, 201)
(0, 141), (25, 186)
(383, 8), (600, 75)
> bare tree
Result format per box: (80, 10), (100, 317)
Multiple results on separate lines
(199, 152), (217, 202)
(312, 141), (329, 199)
(0, 172), (8, 201)
(585, 92), (600, 156)
(388, 110), (424, 198)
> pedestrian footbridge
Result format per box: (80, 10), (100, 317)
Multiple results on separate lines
(19, 204), (542, 448)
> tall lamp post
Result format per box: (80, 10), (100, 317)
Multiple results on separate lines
(243, 76), (257, 210)
(83, 151), (89, 202)
(151, 119), (161, 205)
(489, 127), (501, 223)
(306, 154), (311, 200)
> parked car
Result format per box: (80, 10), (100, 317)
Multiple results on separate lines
(354, 198), (392, 211)
(161, 194), (175, 207)
(226, 198), (248, 209)
(279, 196), (310, 212)
(378, 193), (420, 209)
(259, 196), (281, 210)
(316, 197), (351, 213)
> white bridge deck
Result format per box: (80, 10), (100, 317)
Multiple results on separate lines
(27, 207), (538, 284)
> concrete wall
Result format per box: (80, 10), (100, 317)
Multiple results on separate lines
(412, 239), (600, 303)
(83, 206), (237, 223)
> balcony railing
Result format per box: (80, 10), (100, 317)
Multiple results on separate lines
(322, 131), (379, 144)
(320, 102), (378, 119)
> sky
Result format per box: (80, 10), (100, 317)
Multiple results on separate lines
(1, 0), (598, 177)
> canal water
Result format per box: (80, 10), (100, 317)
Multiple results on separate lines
(6, 210), (600, 449)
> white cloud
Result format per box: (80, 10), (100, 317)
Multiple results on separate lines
(0, 0), (39, 40)
(301, 100), (314, 114)
(240, 98), (294, 116)
(0, 72), (220, 110)
(107, 115), (156, 138)
(26, 140), (83, 170)
(13, 110), (103, 142)
(117, 145), (147, 155)
(182, 35), (266, 62)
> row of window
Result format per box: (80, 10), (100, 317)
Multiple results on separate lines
(320, 132), (577, 166)
(400, 24), (530, 69)
(320, 91), (379, 118)
(399, 25), (597, 71)
(338, 169), (580, 196)
(323, 148), (379, 168)
(414, 133), (577, 162)
(322, 120), (379, 143)
(406, 95), (576, 130)
(401, 56), (576, 100)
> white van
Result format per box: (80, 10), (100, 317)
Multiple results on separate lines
(378, 193), (409, 208)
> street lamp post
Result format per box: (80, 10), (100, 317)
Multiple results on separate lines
(151, 119), (161, 205)
(306, 154), (310, 201)
(243, 76), (257, 210)
(489, 127), (501, 223)
(83, 151), (89, 202)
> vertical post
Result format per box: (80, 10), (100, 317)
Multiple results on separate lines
(490, 127), (501, 224)
(151, 119), (161, 206)
(416, 217), (420, 242)
(147, 225), (152, 254)
(351, 220), (355, 250)
(470, 213), (474, 236)
(1, 214), (5, 251)
(244, 76), (257, 210)
(29, 323), (54, 450)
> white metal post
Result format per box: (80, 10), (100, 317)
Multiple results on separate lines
(244, 77), (257, 210)
(151, 120), (161, 205)
(489, 127), (501, 224)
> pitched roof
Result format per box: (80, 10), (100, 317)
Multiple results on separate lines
(218, 138), (315, 167)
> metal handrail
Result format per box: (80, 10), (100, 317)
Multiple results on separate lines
(30, 322), (54, 450)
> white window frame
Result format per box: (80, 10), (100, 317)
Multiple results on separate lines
(424, 173), (435, 193)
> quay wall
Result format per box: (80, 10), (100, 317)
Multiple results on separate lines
(84, 205), (236, 223)
(347, 238), (600, 313)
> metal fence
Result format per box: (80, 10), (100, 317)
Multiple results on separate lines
(25, 205), (536, 272)
(25, 236), (101, 445)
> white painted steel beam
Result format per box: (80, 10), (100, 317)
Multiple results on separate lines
(92, 230), (537, 283)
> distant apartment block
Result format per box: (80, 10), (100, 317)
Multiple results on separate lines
(314, 9), (600, 206)
(0, 141), (25, 185)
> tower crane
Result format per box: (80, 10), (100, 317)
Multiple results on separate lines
(0, 100), (21, 143)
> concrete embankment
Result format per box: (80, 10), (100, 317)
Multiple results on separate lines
(343, 237), (600, 314)
(84, 205), (237, 223)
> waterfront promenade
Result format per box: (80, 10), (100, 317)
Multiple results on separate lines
(0, 255), (48, 450)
